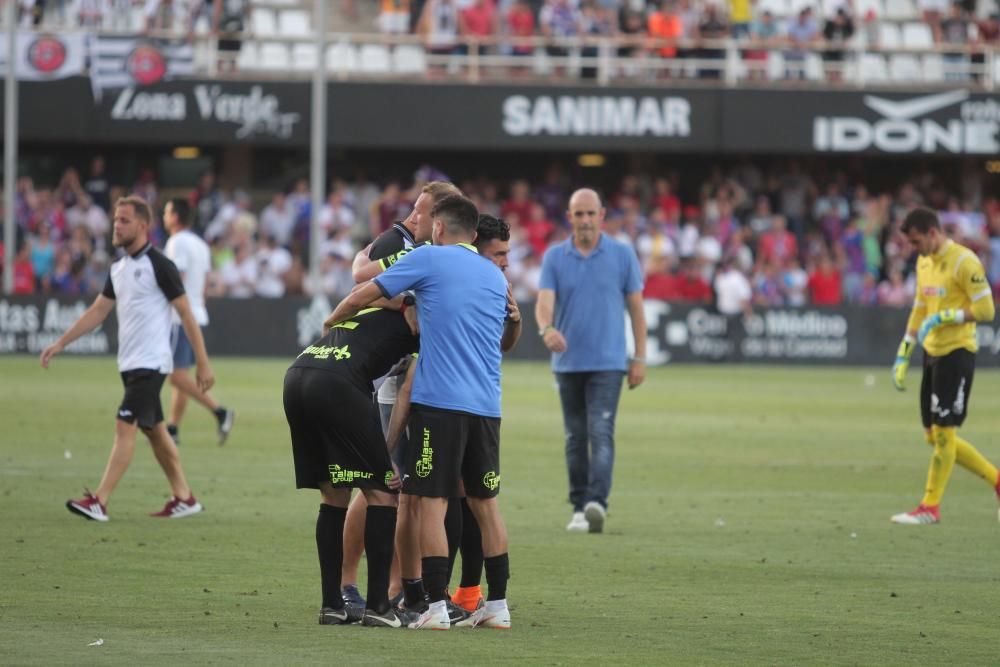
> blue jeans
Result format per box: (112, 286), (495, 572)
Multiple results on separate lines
(555, 371), (625, 512)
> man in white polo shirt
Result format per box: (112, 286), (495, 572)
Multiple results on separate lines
(41, 195), (215, 522)
(163, 198), (235, 446)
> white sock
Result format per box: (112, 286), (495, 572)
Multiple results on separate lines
(485, 599), (507, 612)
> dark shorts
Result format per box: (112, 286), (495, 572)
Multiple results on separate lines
(170, 324), (201, 370)
(284, 367), (395, 492)
(402, 403), (501, 499)
(118, 369), (167, 429)
(920, 348), (976, 429)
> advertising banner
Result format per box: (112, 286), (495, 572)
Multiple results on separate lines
(4, 296), (1000, 368)
(6, 79), (999, 155)
(5, 76), (308, 145)
(327, 83), (722, 152)
(722, 88), (1000, 156)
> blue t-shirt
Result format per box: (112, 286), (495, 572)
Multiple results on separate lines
(374, 243), (507, 418)
(540, 234), (643, 373)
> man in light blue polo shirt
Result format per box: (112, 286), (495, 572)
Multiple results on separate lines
(535, 188), (647, 534)
(324, 194), (513, 630)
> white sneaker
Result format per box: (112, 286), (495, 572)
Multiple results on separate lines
(470, 600), (511, 629)
(409, 600), (450, 630)
(584, 501), (606, 533)
(566, 511), (588, 532)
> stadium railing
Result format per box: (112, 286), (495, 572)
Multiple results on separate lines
(3, 21), (998, 89)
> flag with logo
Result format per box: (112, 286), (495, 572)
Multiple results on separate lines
(0, 32), (87, 80)
(90, 36), (195, 100)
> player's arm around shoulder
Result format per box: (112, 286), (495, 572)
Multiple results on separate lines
(324, 281), (387, 332)
(40, 295), (115, 368)
(352, 245), (383, 283)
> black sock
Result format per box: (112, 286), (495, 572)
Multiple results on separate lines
(484, 553), (509, 601)
(213, 407), (227, 422)
(167, 424), (178, 438)
(444, 497), (463, 585)
(364, 505), (397, 614)
(422, 556), (450, 603)
(402, 578), (426, 609)
(459, 498), (484, 588)
(316, 504), (346, 609)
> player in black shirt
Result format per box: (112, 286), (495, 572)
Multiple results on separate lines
(283, 306), (418, 628)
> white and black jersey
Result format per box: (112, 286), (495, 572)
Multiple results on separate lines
(102, 244), (185, 374)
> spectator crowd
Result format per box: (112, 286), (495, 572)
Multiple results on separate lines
(11, 0), (1000, 82)
(5, 156), (1000, 314)
(377, 0), (1000, 80)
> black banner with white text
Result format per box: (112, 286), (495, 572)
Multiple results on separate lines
(3, 295), (999, 368)
(6, 78), (1000, 155)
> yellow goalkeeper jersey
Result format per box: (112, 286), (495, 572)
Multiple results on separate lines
(912, 240), (993, 357)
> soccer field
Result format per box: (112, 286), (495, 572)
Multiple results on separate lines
(2, 356), (998, 665)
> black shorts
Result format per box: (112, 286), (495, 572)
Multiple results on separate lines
(283, 367), (395, 492)
(402, 404), (501, 499)
(920, 348), (976, 429)
(118, 369), (166, 429)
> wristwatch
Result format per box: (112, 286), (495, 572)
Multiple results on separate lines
(539, 325), (554, 336)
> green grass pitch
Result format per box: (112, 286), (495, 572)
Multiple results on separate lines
(2, 356), (999, 665)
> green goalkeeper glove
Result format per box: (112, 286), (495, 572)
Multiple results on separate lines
(917, 308), (964, 344)
(891, 336), (915, 392)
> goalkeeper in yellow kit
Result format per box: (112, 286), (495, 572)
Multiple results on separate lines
(891, 207), (999, 525)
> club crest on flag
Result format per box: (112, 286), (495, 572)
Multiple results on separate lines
(27, 36), (67, 74)
(91, 36), (194, 100)
(126, 45), (168, 86)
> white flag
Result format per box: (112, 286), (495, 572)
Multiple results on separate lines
(0, 32), (86, 81)
(90, 36), (195, 100)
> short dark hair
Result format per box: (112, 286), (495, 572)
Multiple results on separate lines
(430, 194), (479, 237)
(475, 214), (510, 250)
(901, 207), (940, 235)
(168, 198), (192, 227)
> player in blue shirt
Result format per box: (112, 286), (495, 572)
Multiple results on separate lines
(325, 195), (513, 630)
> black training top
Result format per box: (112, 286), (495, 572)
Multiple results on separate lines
(290, 307), (419, 393)
(369, 222), (418, 271)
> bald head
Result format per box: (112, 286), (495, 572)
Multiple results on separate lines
(567, 188), (605, 249)
(569, 188), (602, 210)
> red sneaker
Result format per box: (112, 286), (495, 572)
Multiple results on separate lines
(890, 504), (940, 525)
(151, 496), (203, 518)
(994, 476), (1000, 523)
(67, 490), (108, 522)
